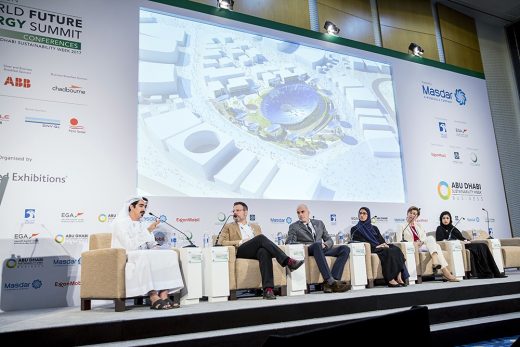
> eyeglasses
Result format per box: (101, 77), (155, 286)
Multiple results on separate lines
(359, 211), (368, 215)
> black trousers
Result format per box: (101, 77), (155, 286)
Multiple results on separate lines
(236, 234), (289, 289)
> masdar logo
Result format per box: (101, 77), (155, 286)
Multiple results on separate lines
(437, 181), (451, 200)
(455, 89), (467, 105)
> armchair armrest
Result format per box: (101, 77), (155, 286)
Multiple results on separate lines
(500, 238), (520, 247)
(80, 248), (126, 299)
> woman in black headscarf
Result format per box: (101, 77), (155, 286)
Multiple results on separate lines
(351, 207), (408, 287)
(435, 211), (503, 279)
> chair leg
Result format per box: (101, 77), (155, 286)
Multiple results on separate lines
(114, 299), (126, 312)
(416, 275), (423, 284)
(280, 285), (287, 297)
(229, 290), (237, 300)
(134, 297), (144, 306)
(81, 299), (91, 311)
(367, 279), (374, 288)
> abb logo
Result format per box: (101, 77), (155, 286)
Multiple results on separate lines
(4, 77), (31, 88)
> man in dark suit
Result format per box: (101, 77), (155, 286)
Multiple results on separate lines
(219, 201), (304, 299)
(287, 204), (350, 293)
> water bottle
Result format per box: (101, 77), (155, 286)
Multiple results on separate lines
(276, 232), (283, 245)
(170, 232), (177, 248)
(337, 230), (345, 244)
(203, 233), (210, 248)
(384, 231), (390, 243)
(472, 229), (477, 240)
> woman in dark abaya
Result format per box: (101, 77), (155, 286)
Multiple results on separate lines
(435, 211), (504, 279)
(351, 207), (409, 287)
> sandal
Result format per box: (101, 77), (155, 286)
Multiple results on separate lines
(165, 298), (180, 309)
(150, 299), (172, 310)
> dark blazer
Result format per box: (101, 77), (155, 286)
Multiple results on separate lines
(286, 219), (333, 248)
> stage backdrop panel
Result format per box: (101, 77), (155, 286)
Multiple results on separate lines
(0, 0), (511, 310)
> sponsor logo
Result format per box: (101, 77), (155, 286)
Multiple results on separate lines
(455, 127), (469, 138)
(467, 216), (480, 223)
(55, 280), (81, 287)
(453, 152), (460, 160)
(98, 213), (116, 223)
(438, 122), (447, 138)
(14, 233), (39, 244)
(330, 214), (336, 224)
(24, 208), (36, 224)
(217, 212), (227, 222)
(470, 152), (480, 167)
(438, 180), (483, 201)
(175, 217), (200, 223)
(52, 85), (86, 95)
(142, 214), (166, 222)
(249, 214), (256, 221)
(60, 211), (84, 223)
(0, 114), (10, 124)
(4, 279), (42, 290)
(4, 76), (31, 88)
(154, 230), (167, 245)
(431, 152), (446, 158)
(25, 116), (60, 128)
(5, 172), (67, 183)
(437, 181), (451, 200)
(373, 216), (388, 223)
(68, 117), (85, 134)
(54, 233), (88, 244)
(394, 218), (406, 223)
(53, 257), (81, 266)
(5, 256), (44, 269)
(422, 84), (466, 106)
(455, 89), (467, 105)
(270, 217), (292, 224)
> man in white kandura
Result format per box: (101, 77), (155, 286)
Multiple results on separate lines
(112, 197), (184, 309)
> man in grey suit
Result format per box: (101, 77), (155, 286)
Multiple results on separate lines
(286, 204), (350, 293)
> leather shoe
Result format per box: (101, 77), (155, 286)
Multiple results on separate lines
(263, 289), (276, 300)
(323, 280), (349, 293)
(388, 282), (401, 287)
(286, 258), (304, 272)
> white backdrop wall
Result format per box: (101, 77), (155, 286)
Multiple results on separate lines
(0, 0), (512, 311)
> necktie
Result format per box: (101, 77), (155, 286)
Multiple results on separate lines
(305, 223), (315, 241)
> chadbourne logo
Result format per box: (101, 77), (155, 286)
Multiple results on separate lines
(52, 85), (86, 95)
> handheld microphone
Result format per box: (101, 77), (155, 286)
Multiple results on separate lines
(448, 217), (465, 240)
(214, 214), (234, 246)
(482, 208), (492, 239)
(149, 212), (197, 247)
